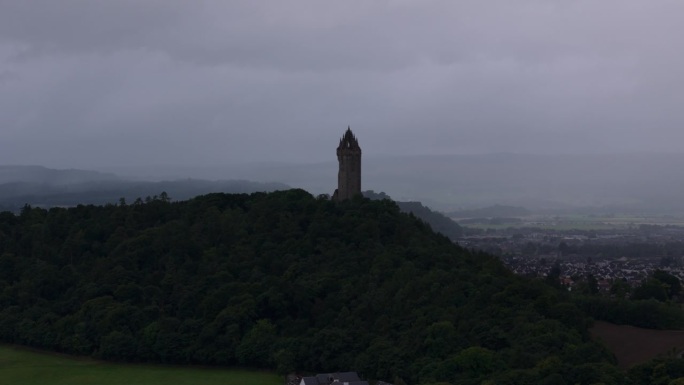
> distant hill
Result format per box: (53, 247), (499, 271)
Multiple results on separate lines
(0, 189), (628, 384)
(0, 165), (119, 185)
(11, 150), (684, 214)
(0, 165), (289, 211)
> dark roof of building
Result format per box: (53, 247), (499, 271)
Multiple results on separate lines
(301, 377), (319, 385)
(335, 372), (361, 382)
(307, 372), (362, 385)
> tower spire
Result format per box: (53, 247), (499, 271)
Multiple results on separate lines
(333, 127), (362, 201)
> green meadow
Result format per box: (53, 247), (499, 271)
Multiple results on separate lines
(0, 345), (281, 385)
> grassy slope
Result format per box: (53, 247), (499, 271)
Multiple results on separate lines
(0, 346), (280, 385)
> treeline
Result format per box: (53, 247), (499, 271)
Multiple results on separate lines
(0, 179), (289, 212)
(575, 297), (684, 330)
(0, 190), (661, 384)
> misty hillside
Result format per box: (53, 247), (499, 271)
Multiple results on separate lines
(0, 165), (289, 212)
(0, 165), (120, 185)
(0, 190), (626, 384)
(9, 152), (684, 214)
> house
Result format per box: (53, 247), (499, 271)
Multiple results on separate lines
(299, 372), (368, 385)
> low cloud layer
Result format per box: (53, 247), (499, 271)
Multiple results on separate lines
(1, 1), (683, 168)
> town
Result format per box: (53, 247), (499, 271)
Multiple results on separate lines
(456, 220), (684, 294)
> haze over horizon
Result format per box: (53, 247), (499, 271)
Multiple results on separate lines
(1, 1), (684, 169)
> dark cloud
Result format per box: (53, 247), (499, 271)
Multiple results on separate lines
(1, 0), (684, 169)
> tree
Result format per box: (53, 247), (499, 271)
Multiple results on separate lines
(453, 347), (500, 379)
(236, 320), (276, 367)
(632, 271), (682, 302)
(653, 270), (682, 299)
(578, 274), (599, 295)
(610, 278), (631, 299)
(545, 261), (562, 289)
(632, 279), (668, 302)
(99, 331), (137, 360)
(159, 191), (171, 202)
(424, 321), (458, 358)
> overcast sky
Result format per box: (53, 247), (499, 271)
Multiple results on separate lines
(1, 0), (684, 169)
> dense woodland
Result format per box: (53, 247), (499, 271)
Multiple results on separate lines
(0, 190), (683, 384)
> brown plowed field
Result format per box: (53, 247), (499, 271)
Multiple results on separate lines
(590, 321), (684, 368)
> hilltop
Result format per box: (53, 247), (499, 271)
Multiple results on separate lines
(0, 190), (630, 384)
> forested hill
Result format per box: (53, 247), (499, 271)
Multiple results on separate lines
(363, 190), (462, 240)
(0, 190), (626, 384)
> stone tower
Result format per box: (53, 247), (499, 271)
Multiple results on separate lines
(333, 127), (362, 201)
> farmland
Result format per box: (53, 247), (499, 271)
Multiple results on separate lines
(591, 321), (684, 368)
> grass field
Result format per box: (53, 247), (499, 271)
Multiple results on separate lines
(0, 345), (281, 385)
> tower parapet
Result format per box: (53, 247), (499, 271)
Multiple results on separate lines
(332, 127), (362, 201)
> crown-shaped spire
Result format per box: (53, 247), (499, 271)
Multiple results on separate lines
(338, 126), (360, 150)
